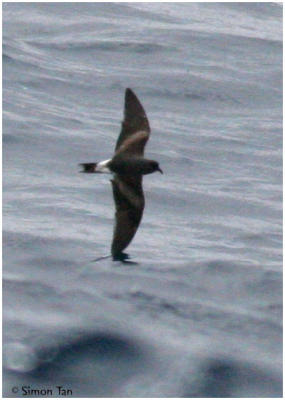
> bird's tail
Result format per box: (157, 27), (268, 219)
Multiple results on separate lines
(79, 163), (98, 173)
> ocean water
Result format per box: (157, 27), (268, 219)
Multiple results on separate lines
(3, 2), (282, 397)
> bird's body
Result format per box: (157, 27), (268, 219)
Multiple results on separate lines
(80, 88), (162, 261)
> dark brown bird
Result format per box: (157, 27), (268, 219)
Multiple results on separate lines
(80, 88), (162, 261)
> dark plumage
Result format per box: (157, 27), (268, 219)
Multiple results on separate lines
(80, 88), (162, 261)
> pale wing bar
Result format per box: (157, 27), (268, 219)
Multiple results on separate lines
(115, 88), (150, 152)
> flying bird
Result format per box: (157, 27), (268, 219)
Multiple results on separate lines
(80, 88), (162, 261)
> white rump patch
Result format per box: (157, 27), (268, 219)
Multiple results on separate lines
(96, 159), (112, 173)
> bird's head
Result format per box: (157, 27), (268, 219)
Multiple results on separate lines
(149, 160), (163, 174)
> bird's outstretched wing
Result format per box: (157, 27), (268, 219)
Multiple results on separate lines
(115, 88), (150, 156)
(111, 89), (150, 258)
(110, 175), (144, 258)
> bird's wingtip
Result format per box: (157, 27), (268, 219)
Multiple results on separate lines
(125, 87), (136, 98)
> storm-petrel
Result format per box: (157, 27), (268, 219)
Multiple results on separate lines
(80, 88), (162, 261)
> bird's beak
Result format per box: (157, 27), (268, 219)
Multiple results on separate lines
(158, 167), (163, 174)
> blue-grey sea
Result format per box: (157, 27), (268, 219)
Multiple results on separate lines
(3, 2), (283, 398)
